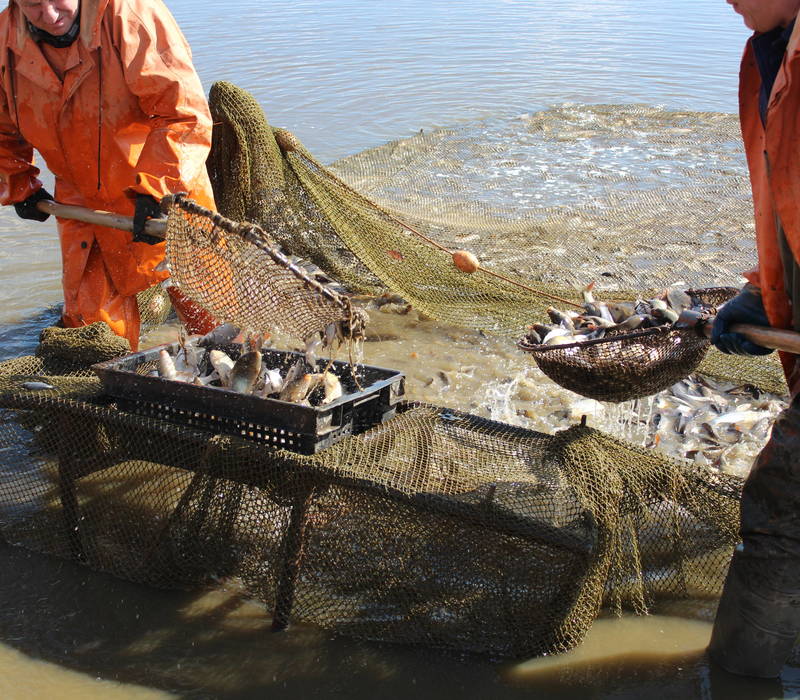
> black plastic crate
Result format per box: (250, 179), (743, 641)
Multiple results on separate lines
(92, 341), (405, 454)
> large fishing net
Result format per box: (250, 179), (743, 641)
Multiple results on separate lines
(0, 83), (785, 660)
(206, 81), (786, 397)
(0, 334), (740, 659)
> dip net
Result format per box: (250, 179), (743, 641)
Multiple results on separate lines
(205, 81), (786, 397)
(0, 335), (740, 659)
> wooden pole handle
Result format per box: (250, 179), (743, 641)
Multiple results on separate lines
(701, 318), (800, 354)
(35, 200), (167, 239)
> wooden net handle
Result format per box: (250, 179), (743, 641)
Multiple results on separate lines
(701, 319), (800, 355)
(36, 200), (167, 239)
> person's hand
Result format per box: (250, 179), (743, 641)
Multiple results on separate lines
(14, 188), (53, 222)
(711, 284), (774, 355)
(132, 194), (165, 245)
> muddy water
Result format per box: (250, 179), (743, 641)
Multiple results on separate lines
(1, 536), (798, 700)
(0, 0), (796, 697)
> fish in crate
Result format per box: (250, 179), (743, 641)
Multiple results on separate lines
(92, 325), (405, 454)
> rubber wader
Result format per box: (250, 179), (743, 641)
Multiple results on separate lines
(708, 398), (800, 678)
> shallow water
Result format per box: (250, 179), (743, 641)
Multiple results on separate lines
(2, 537), (799, 700)
(1, 1), (795, 697)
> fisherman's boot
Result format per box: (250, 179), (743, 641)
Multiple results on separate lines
(708, 547), (800, 678)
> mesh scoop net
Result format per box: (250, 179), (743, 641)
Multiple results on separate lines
(517, 288), (737, 403)
(163, 193), (365, 342)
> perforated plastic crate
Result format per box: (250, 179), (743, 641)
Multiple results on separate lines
(92, 342), (405, 454)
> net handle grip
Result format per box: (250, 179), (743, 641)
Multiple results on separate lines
(702, 318), (800, 354)
(35, 200), (167, 240)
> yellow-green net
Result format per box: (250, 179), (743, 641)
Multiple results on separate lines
(206, 82), (786, 397)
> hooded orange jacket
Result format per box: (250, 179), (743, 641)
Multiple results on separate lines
(0, 0), (215, 348)
(740, 20), (800, 396)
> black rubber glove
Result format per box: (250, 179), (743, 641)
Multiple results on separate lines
(711, 284), (774, 356)
(132, 194), (165, 245)
(14, 187), (53, 222)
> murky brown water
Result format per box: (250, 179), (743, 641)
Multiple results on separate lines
(1, 1), (797, 697)
(1, 537), (796, 700)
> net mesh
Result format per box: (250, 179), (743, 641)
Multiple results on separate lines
(0, 344), (740, 659)
(164, 194), (366, 342)
(204, 81), (787, 397)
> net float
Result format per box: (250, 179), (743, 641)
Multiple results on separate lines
(452, 249), (479, 273)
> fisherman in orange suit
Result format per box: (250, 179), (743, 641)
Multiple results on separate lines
(0, 0), (217, 349)
(708, 0), (800, 680)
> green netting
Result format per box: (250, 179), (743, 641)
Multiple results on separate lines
(204, 81), (786, 397)
(0, 338), (740, 659)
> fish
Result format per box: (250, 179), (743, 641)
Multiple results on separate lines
(279, 372), (321, 403)
(707, 410), (764, 432)
(21, 381), (56, 391)
(304, 335), (323, 366)
(373, 293), (408, 308)
(320, 371), (343, 404)
(197, 323), (242, 348)
(606, 302), (637, 323)
(260, 369), (284, 397)
(667, 288), (693, 311)
(546, 306), (575, 331)
(524, 327), (542, 344)
(209, 349), (235, 387)
(158, 349), (177, 380)
(542, 327), (572, 345)
(613, 314), (647, 331)
(324, 321), (339, 348)
(597, 303), (615, 323)
(230, 350), (262, 394)
(651, 307), (679, 324)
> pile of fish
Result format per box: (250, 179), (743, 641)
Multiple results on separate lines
(524, 283), (708, 347)
(647, 374), (786, 473)
(152, 324), (344, 406)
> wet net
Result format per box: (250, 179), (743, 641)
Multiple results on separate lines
(163, 193), (366, 342)
(0, 84), (786, 660)
(205, 81), (786, 398)
(0, 336), (740, 659)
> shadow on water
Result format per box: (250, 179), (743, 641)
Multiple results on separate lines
(0, 538), (799, 699)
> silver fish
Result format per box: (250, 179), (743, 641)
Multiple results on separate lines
(21, 381), (56, 391)
(260, 369), (284, 396)
(230, 350), (262, 394)
(304, 335), (323, 366)
(209, 349), (235, 387)
(197, 323), (241, 348)
(158, 349), (177, 380)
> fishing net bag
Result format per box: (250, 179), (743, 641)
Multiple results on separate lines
(0, 350), (742, 660)
(517, 288), (738, 402)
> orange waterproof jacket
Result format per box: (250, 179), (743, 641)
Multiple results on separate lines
(0, 0), (214, 345)
(740, 21), (800, 395)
